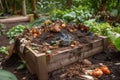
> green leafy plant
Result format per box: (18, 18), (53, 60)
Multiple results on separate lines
(37, 0), (65, 14)
(112, 27), (120, 33)
(0, 69), (18, 80)
(85, 20), (120, 51)
(7, 25), (26, 44)
(0, 46), (9, 55)
(84, 20), (112, 35)
(107, 30), (120, 51)
(17, 60), (26, 70)
(51, 6), (92, 24)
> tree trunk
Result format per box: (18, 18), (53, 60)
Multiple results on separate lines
(66, 0), (72, 9)
(40, 0), (43, 3)
(4, 0), (9, 12)
(32, 0), (37, 11)
(22, 0), (26, 16)
(12, 0), (16, 14)
(0, 0), (3, 10)
(1, 0), (9, 13)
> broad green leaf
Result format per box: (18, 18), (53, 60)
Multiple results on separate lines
(0, 69), (18, 80)
(110, 9), (118, 16)
(114, 37), (120, 51)
(63, 12), (76, 19)
(107, 30), (120, 51)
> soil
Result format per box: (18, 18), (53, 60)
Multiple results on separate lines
(0, 48), (120, 80)
(31, 24), (96, 46)
(49, 52), (120, 80)
(19, 22), (98, 54)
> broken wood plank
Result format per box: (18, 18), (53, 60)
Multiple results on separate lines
(0, 16), (30, 23)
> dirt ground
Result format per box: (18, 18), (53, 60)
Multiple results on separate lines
(49, 49), (120, 80)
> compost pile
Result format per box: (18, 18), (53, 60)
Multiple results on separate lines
(20, 20), (98, 53)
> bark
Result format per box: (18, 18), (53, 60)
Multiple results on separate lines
(40, 0), (43, 3)
(12, 0), (16, 14)
(22, 0), (26, 16)
(32, 0), (37, 11)
(1, 0), (9, 13)
(66, 0), (72, 9)
(0, 0), (3, 10)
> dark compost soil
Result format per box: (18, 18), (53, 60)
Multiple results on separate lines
(19, 22), (98, 55)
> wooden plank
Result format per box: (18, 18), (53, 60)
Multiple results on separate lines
(18, 46), (36, 74)
(48, 40), (99, 64)
(47, 45), (82, 64)
(24, 46), (37, 74)
(36, 53), (48, 80)
(83, 46), (103, 58)
(0, 16), (30, 23)
(99, 36), (108, 50)
(48, 46), (103, 72)
(81, 43), (92, 52)
(92, 39), (102, 48)
(48, 56), (78, 72)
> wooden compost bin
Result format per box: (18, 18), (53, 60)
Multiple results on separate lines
(16, 36), (108, 80)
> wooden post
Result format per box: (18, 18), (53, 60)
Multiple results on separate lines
(36, 53), (48, 80)
(28, 14), (35, 22)
(22, 0), (26, 16)
(99, 36), (108, 50)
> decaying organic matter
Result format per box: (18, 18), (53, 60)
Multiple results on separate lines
(18, 20), (98, 54)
